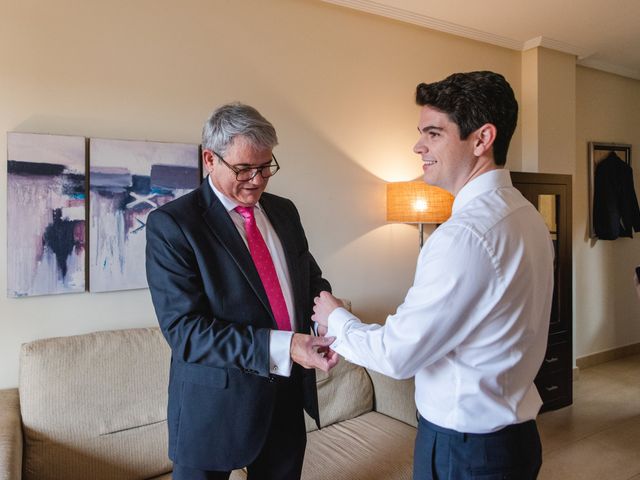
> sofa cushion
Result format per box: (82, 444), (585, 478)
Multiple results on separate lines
(19, 327), (172, 480)
(367, 369), (417, 427)
(0, 389), (22, 480)
(146, 468), (246, 479)
(305, 357), (374, 432)
(304, 411), (416, 479)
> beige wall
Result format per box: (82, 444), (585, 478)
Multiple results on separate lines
(520, 48), (540, 172)
(537, 48), (576, 175)
(520, 47), (576, 175)
(0, 0), (522, 388)
(3, 0), (639, 389)
(574, 66), (640, 358)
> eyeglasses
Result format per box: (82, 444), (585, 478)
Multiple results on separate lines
(212, 150), (280, 182)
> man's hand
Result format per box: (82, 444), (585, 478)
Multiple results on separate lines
(312, 291), (344, 329)
(290, 333), (339, 372)
(316, 324), (328, 337)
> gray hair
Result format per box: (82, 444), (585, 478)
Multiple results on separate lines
(202, 102), (278, 155)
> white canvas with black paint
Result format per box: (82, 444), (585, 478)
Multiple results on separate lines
(7, 132), (86, 297)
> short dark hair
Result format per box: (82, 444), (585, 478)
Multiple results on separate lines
(415, 71), (518, 166)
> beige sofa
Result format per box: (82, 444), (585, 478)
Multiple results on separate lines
(0, 327), (417, 480)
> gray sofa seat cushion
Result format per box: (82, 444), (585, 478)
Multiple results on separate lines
(162, 412), (416, 480)
(19, 328), (172, 480)
(146, 469), (246, 479)
(304, 411), (416, 480)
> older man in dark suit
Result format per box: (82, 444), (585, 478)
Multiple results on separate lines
(145, 103), (338, 480)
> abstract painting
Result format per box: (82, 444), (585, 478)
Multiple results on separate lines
(7, 133), (86, 297)
(89, 139), (200, 292)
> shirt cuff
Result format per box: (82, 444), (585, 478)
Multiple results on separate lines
(269, 330), (294, 377)
(327, 307), (357, 348)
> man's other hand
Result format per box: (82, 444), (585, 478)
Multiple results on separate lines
(312, 291), (344, 328)
(290, 333), (339, 372)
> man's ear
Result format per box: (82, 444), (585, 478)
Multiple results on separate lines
(202, 149), (215, 174)
(472, 123), (497, 157)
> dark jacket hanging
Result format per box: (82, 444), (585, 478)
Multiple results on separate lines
(593, 151), (640, 240)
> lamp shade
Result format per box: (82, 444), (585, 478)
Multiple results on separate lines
(386, 181), (453, 224)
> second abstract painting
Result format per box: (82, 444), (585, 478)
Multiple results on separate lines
(89, 138), (200, 292)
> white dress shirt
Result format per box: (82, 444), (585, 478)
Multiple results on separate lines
(208, 177), (294, 377)
(327, 169), (554, 433)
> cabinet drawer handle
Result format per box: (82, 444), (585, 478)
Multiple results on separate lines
(545, 357), (559, 364)
(545, 385), (559, 392)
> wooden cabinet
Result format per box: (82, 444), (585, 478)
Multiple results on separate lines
(511, 172), (573, 412)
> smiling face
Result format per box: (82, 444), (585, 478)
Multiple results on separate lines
(413, 105), (479, 195)
(204, 135), (272, 206)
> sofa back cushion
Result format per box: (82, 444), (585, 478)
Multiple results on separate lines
(305, 358), (374, 432)
(367, 369), (417, 427)
(19, 327), (172, 480)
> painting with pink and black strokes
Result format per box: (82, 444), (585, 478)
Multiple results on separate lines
(89, 138), (200, 292)
(7, 133), (87, 297)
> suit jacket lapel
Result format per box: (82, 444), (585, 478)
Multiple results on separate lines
(198, 182), (275, 324)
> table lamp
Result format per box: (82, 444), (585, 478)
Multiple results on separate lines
(386, 181), (454, 247)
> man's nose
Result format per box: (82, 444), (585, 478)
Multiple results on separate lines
(250, 171), (266, 185)
(413, 140), (426, 154)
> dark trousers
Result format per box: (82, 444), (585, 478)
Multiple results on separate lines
(413, 415), (542, 480)
(173, 375), (307, 480)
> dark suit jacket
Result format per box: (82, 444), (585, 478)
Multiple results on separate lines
(593, 151), (640, 240)
(145, 179), (330, 471)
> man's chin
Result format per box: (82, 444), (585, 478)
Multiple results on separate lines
(422, 174), (435, 186)
(238, 192), (263, 206)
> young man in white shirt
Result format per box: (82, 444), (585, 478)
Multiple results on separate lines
(313, 71), (554, 480)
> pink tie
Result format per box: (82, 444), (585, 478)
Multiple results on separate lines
(235, 206), (292, 331)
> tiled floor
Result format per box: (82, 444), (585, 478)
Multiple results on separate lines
(538, 353), (640, 480)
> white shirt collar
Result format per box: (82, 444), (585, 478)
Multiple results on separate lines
(452, 168), (512, 214)
(207, 175), (263, 213)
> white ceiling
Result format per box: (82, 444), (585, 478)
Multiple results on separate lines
(321, 0), (640, 80)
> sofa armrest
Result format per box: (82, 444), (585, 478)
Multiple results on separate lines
(366, 370), (417, 428)
(0, 389), (23, 480)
